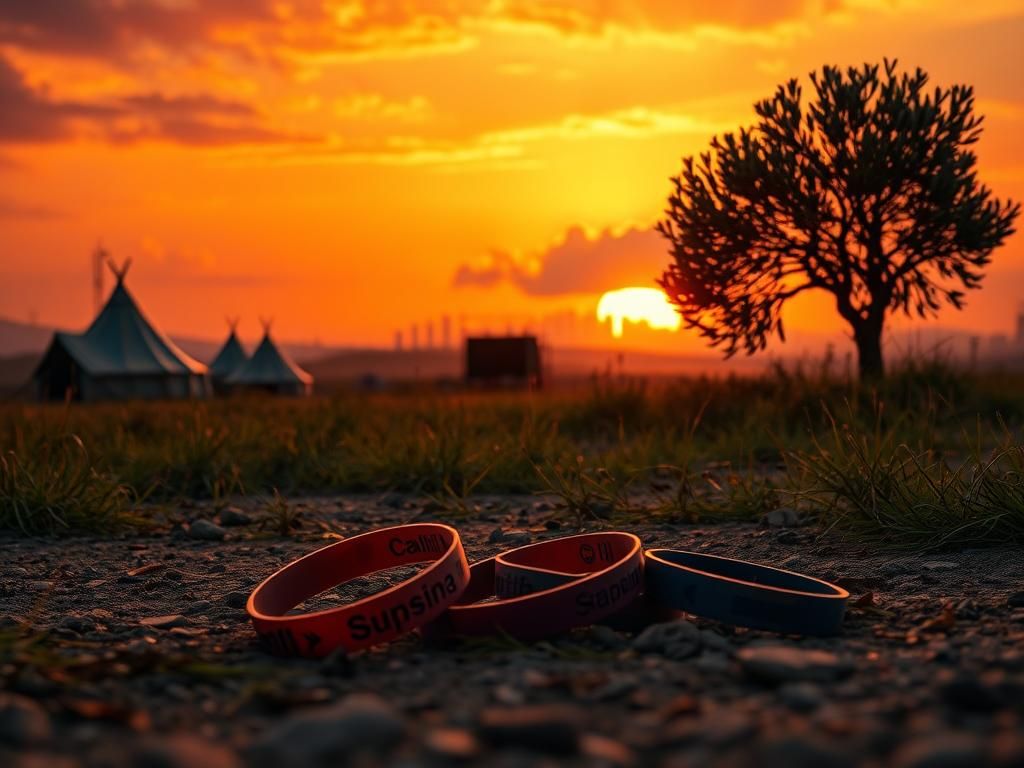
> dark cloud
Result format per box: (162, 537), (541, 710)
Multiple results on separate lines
(0, 55), (113, 141)
(0, 1), (826, 66)
(0, 0), (279, 59)
(0, 55), (310, 146)
(0, 0), (475, 63)
(454, 226), (670, 296)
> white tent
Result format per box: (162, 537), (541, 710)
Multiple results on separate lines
(227, 320), (313, 396)
(33, 261), (211, 401)
(209, 318), (249, 390)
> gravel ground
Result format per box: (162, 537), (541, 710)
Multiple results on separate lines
(2, 495), (1023, 768)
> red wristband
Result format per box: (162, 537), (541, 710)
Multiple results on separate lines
(247, 523), (470, 658)
(428, 532), (644, 641)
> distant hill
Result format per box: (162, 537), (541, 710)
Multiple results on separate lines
(0, 318), (57, 357)
(0, 353), (40, 397)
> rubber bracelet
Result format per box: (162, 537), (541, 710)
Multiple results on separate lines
(247, 523), (470, 658)
(643, 549), (849, 636)
(430, 532), (644, 641)
(492, 533), (674, 630)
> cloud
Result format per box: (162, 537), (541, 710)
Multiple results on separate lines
(0, 1), (830, 68)
(454, 226), (670, 296)
(0, 0), (481, 65)
(333, 93), (432, 122)
(497, 0), (813, 36)
(0, 55), (310, 145)
(226, 103), (722, 169)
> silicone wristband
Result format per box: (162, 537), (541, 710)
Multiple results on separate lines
(247, 523), (470, 658)
(643, 549), (849, 636)
(492, 533), (673, 630)
(431, 532), (644, 640)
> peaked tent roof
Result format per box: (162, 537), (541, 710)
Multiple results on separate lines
(209, 323), (249, 379)
(39, 266), (207, 377)
(227, 328), (312, 386)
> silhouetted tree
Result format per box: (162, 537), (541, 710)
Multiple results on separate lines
(658, 60), (1019, 378)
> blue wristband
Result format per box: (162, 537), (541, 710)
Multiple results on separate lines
(644, 549), (849, 636)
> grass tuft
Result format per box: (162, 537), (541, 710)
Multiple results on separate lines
(0, 433), (134, 535)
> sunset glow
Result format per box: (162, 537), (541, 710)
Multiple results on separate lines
(597, 287), (681, 338)
(0, 2), (1022, 352)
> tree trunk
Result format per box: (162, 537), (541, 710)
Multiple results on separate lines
(853, 321), (885, 379)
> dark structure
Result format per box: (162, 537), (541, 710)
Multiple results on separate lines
(465, 336), (542, 388)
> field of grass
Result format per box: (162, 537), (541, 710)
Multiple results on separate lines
(3, 359), (1024, 548)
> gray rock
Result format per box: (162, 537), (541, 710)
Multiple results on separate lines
(764, 507), (800, 528)
(218, 507), (252, 527)
(130, 734), (240, 768)
(0, 694), (52, 747)
(501, 529), (531, 546)
(139, 615), (189, 629)
(699, 629), (733, 654)
(778, 681), (824, 712)
(891, 733), (986, 768)
(250, 693), (405, 766)
(1008, 591), (1024, 608)
(183, 600), (213, 616)
(632, 619), (701, 660)
(920, 561), (958, 572)
(188, 519), (226, 541)
(737, 645), (852, 684)
(224, 591), (249, 609)
(477, 705), (581, 755)
(588, 624), (628, 651)
(59, 615), (96, 634)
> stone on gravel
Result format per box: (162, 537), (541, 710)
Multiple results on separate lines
(890, 733), (986, 768)
(500, 529), (531, 545)
(140, 615), (189, 629)
(59, 615), (96, 634)
(580, 733), (634, 766)
(250, 693), (405, 766)
(920, 561), (958, 572)
(588, 624), (628, 651)
(188, 519), (226, 541)
(737, 645), (851, 684)
(224, 591), (248, 609)
(764, 507), (800, 528)
(778, 681), (824, 712)
(477, 705), (581, 755)
(183, 600), (213, 616)
(632, 619), (701, 660)
(217, 507), (252, 527)
(0, 694), (52, 747)
(1007, 590), (1024, 608)
(131, 734), (240, 768)
(424, 727), (480, 760)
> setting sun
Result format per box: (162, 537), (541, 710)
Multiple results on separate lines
(596, 287), (682, 338)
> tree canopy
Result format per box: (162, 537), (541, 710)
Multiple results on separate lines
(658, 60), (1020, 377)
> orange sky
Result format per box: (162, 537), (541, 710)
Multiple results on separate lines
(1, 1), (1022, 351)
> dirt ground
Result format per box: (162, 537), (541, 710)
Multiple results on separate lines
(2, 496), (1023, 768)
